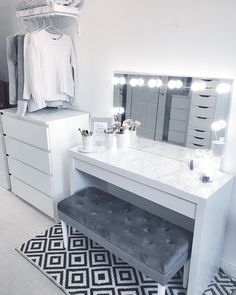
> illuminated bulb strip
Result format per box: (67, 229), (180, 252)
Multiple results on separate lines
(168, 80), (183, 89)
(119, 77), (126, 85)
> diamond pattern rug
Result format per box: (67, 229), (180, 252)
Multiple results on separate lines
(16, 223), (236, 295)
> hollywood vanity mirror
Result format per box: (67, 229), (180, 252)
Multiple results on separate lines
(113, 72), (233, 153)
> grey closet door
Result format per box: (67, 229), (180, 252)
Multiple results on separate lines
(129, 87), (159, 140)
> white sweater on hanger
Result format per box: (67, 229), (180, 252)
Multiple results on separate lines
(23, 30), (77, 112)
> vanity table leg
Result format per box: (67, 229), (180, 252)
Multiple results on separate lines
(157, 284), (166, 295)
(183, 260), (190, 288)
(61, 220), (68, 250)
(186, 183), (233, 295)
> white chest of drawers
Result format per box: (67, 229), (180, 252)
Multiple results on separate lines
(1, 108), (89, 219)
(0, 115), (10, 190)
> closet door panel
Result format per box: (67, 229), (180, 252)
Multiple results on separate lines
(5, 137), (52, 175)
(11, 176), (54, 218)
(2, 116), (50, 150)
(8, 158), (53, 196)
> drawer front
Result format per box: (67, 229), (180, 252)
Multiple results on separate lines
(186, 142), (209, 149)
(191, 79), (218, 95)
(2, 115), (50, 150)
(191, 94), (217, 108)
(0, 171), (11, 190)
(168, 130), (185, 144)
(0, 135), (6, 159)
(187, 128), (211, 140)
(8, 158), (54, 196)
(5, 137), (52, 175)
(187, 135), (211, 147)
(11, 176), (54, 218)
(169, 119), (187, 132)
(73, 158), (197, 219)
(170, 109), (188, 121)
(171, 96), (190, 110)
(190, 105), (215, 119)
(189, 115), (213, 129)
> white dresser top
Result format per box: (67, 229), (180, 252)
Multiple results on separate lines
(2, 108), (89, 125)
(70, 143), (233, 205)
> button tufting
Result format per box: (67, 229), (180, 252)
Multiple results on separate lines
(109, 210), (113, 214)
(92, 212), (96, 216)
(143, 228), (149, 233)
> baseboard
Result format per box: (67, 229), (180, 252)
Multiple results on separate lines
(221, 258), (236, 279)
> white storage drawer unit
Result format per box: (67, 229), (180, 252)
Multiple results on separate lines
(186, 78), (218, 149)
(1, 108), (89, 219)
(0, 114), (10, 190)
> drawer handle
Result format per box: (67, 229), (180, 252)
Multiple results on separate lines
(194, 136), (204, 140)
(199, 95), (211, 98)
(198, 106), (209, 109)
(193, 143), (204, 147)
(202, 79), (213, 82)
(194, 129), (206, 133)
(196, 116), (207, 119)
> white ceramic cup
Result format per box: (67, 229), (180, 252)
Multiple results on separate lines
(127, 129), (137, 146)
(105, 134), (114, 149)
(82, 136), (93, 151)
(116, 134), (126, 149)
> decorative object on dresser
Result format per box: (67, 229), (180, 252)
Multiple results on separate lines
(78, 129), (94, 152)
(1, 108), (89, 219)
(113, 72), (233, 150)
(123, 119), (141, 146)
(91, 117), (113, 146)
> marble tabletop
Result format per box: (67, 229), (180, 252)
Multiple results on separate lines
(70, 139), (233, 205)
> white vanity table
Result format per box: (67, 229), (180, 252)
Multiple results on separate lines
(69, 139), (233, 295)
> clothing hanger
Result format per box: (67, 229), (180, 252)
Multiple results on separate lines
(44, 15), (64, 38)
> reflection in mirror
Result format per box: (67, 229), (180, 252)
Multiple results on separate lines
(113, 72), (233, 150)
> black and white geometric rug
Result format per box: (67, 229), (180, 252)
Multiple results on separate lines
(16, 224), (236, 295)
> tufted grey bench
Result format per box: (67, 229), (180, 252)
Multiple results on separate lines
(58, 187), (192, 295)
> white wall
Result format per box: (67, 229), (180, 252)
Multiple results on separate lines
(0, 0), (236, 276)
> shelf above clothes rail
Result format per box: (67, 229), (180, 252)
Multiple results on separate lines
(16, 4), (80, 33)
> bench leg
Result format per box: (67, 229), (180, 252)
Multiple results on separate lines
(157, 283), (166, 295)
(61, 220), (68, 250)
(183, 260), (190, 288)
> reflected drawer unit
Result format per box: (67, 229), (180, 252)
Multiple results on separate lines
(186, 78), (219, 149)
(1, 108), (89, 219)
(0, 115), (10, 190)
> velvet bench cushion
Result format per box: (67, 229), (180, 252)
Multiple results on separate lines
(58, 187), (192, 286)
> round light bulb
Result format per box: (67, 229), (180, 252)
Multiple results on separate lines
(156, 79), (163, 88)
(118, 107), (125, 114)
(148, 79), (157, 88)
(216, 83), (231, 94)
(119, 77), (126, 85)
(111, 107), (119, 115)
(191, 81), (206, 92)
(112, 77), (120, 85)
(130, 78), (138, 87)
(211, 120), (227, 132)
(168, 80), (176, 90)
(175, 80), (183, 89)
(137, 78), (145, 87)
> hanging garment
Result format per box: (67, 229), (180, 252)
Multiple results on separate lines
(6, 35), (18, 105)
(17, 35), (25, 100)
(23, 30), (77, 112)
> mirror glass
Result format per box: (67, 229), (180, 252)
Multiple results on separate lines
(113, 72), (233, 150)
